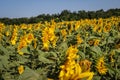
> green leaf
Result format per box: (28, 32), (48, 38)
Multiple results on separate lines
(0, 55), (9, 70)
(39, 56), (54, 64)
(108, 69), (115, 78)
(18, 67), (41, 80)
(19, 47), (30, 54)
(115, 49), (120, 53)
(49, 52), (57, 58)
(0, 44), (9, 55)
(2, 73), (14, 80)
(78, 51), (85, 59)
(88, 36), (97, 39)
(58, 42), (68, 53)
(100, 40), (106, 46)
(107, 37), (114, 43)
(93, 75), (101, 80)
(17, 55), (28, 64)
(90, 46), (102, 56)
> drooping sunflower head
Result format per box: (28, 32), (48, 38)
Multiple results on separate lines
(79, 59), (92, 72)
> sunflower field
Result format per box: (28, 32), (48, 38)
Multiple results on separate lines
(0, 16), (120, 80)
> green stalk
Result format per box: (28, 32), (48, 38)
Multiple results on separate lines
(83, 29), (87, 54)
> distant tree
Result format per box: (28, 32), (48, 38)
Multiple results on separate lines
(0, 8), (120, 25)
(96, 9), (105, 18)
(60, 10), (71, 21)
(78, 10), (88, 19)
(88, 11), (96, 19)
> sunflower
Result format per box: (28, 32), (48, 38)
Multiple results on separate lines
(96, 56), (107, 74)
(18, 65), (24, 74)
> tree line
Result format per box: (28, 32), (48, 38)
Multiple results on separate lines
(0, 8), (120, 25)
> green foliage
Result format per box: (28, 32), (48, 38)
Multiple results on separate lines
(0, 9), (120, 25)
(0, 16), (120, 80)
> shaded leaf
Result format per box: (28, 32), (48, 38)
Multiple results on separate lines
(18, 67), (41, 80)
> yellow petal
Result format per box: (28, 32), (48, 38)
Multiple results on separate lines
(18, 65), (24, 74)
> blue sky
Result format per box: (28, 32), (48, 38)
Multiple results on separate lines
(0, 0), (120, 18)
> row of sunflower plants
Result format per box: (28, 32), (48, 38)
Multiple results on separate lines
(0, 16), (120, 80)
